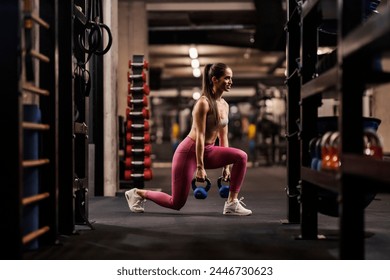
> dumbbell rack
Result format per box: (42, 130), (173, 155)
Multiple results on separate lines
(122, 54), (153, 189)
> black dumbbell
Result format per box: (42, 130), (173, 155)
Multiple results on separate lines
(191, 178), (211, 199)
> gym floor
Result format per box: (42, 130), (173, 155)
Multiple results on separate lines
(24, 166), (390, 260)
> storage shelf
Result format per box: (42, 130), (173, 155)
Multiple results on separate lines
(286, 0), (390, 260)
(1, 0), (60, 259)
(342, 154), (390, 188)
(301, 167), (340, 192)
(342, 5), (390, 58)
(301, 66), (338, 99)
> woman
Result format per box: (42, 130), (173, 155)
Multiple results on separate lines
(125, 63), (252, 216)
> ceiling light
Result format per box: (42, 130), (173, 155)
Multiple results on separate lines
(189, 47), (198, 59)
(192, 91), (201, 100)
(191, 59), (200, 68)
(192, 68), (201, 78)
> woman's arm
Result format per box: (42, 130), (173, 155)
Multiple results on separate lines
(218, 100), (231, 179)
(194, 97), (209, 181)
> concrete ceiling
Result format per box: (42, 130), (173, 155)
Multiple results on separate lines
(146, 0), (288, 91)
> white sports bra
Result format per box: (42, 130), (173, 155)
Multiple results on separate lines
(219, 118), (229, 127)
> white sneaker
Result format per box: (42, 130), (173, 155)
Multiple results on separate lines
(223, 197), (252, 216)
(125, 188), (145, 213)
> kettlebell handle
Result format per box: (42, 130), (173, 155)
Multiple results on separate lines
(217, 176), (230, 187)
(191, 177), (211, 191)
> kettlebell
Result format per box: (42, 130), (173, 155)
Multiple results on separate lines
(309, 137), (319, 170)
(191, 177), (212, 199)
(217, 176), (230, 198)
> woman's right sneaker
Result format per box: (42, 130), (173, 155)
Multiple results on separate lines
(223, 197), (252, 216)
(125, 188), (145, 213)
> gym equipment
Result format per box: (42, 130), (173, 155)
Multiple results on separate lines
(125, 144), (152, 156)
(317, 116), (381, 134)
(314, 137), (322, 171)
(128, 71), (146, 82)
(127, 95), (148, 107)
(128, 83), (150, 95)
(23, 0), (34, 81)
(128, 59), (149, 70)
(124, 156), (152, 169)
(309, 137), (319, 170)
(365, 0), (381, 18)
(124, 169), (153, 180)
(217, 176), (230, 198)
(22, 104), (41, 250)
(320, 131), (336, 171)
(126, 120), (149, 131)
(328, 131), (340, 170)
(126, 132), (150, 143)
(121, 54), (152, 190)
(363, 128), (383, 159)
(315, 117), (382, 217)
(75, 0), (112, 59)
(126, 107), (149, 119)
(191, 178), (211, 199)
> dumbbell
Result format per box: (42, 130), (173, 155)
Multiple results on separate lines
(126, 132), (151, 143)
(124, 156), (152, 168)
(126, 120), (150, 131)
(217, 176), (230, 198)
(128, 71), (146, 82)
(127, 95), (148, 107)
(128, 83), (150, 95)
(126, 144), (152, 156)
(128, 59), (149, 70)
(124, 169), (153, 180)
(191, 178), (212, 199)
(126, 107), (150, 119)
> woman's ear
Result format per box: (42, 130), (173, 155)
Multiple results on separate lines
(211, 76), (217, 84)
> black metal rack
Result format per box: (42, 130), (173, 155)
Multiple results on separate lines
(0, 0), (78, 259)
(286, 0), (390, 259)
(1, 0), (59, 259)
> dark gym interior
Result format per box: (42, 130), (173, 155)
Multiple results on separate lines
(2, 0), (390, 261)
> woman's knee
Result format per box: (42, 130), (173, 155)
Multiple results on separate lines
(237, 149), (248, 163)
(171, 200), (185, 211)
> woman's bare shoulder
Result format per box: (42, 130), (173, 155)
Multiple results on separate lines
(195, 96), (210, 111)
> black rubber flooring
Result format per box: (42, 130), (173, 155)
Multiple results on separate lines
(24, 166), (390, 260)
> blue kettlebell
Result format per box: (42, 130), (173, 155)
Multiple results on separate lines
(217, 176), (230, 198)
(191, 177), (212, 199)
(309, 137), (319, 170)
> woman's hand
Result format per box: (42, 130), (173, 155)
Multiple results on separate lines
(195, 167), (207, 182)
(222, 166), (230, 181)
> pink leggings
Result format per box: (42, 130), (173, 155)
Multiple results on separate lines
(145, 136), (247, 210)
